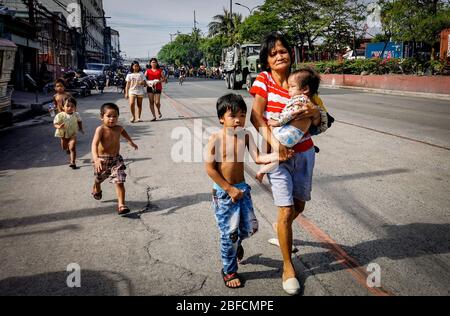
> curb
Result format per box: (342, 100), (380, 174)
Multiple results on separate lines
(0, 98), (52, 129)
(321, 84), (450, 101)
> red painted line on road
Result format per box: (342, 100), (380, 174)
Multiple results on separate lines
(296, 215), (393, 296)
(162, 92), (194, 118)
(165, 92), (394, 296)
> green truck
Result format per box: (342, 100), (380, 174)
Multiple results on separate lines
(222, 43), (261, 90)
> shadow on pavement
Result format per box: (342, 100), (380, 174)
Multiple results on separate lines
(289, 223), (450, 289)
(0, 270), (133, 296)
(0, 193), (212, 229)
(0, 92), (154, 172)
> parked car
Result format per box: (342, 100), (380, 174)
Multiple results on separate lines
(83, 63), (110, 77)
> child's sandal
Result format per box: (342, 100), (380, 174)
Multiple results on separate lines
(221, 269), (242, 289)
(91, 187), (102, 200)
(118, 205), (130, 215)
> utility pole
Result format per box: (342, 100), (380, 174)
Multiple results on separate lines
(229, 0), (233, 33)
(194, 10), (199, 41)
(194, 10), (198, 31)
(79, 0), (86, 69)
(27, 0), (35, 31)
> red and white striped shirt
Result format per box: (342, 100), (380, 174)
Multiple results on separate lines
(249, 71), (314, 153)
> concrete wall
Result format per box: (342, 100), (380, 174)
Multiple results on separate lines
(321, 74), (450, 95)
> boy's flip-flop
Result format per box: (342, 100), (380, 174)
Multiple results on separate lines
(221, 269), (242, 289)
(118, 205), (131, 215)
(268, 238), (299, 254)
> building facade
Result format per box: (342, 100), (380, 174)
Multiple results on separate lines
(1, 0), (118, 90)
(110, 28), (121, 67)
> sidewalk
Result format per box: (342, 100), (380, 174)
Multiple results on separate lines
(10, 90), (53, 122)
(321, 84), (450, 101)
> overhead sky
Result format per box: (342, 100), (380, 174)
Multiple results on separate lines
(103, 0), (265, 59)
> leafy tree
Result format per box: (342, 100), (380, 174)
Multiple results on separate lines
(237, 10), (282, 44)
(318, 0), (366, 58)
(158, 33), (203, 67)
(208, 8), (243, 45)
(199, 36), (228, 67)
(378, 0), (450, 59)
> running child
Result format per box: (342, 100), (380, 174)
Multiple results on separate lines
(91, 103), (138, 215)
(53, 97), (84, 169)
(53, 78), (71, 114)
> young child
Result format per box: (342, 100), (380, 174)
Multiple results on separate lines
(91, 103), (138, 216)
(53, 97), (84, 169)
(205, 93), (282, 289)
(53, 79), (71, 114)
(256, 67), (329, 182)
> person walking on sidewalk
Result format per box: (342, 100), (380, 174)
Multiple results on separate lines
(145, 58), (165, 121)
(125, 61), (146, 123)
(53, 97), (84, 169)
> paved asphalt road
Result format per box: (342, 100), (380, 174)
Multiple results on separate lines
(0, 79), (449, 296)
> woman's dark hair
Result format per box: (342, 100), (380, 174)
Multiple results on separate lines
(259, 32), (293, 72)
(149, 58), (160, 69)
(216, 93), (247, 119)
(130, 61), (141, 73)
(101, 103), (120, 117)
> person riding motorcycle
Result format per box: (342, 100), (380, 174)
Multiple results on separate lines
(179, 67), (186, 85)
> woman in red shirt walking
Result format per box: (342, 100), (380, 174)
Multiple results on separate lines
(145, 58), (166, 121)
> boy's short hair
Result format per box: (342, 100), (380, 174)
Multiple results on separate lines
(101, 103), (120, 116)
(64, 97), (77, 107)
(216, 93), (247, 119)
(55, 78), (66, 87)
(290, 66), (321, 96)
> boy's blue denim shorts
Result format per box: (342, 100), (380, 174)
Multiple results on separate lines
(212, 182), (258, 274)
(267, 147), (315, 207)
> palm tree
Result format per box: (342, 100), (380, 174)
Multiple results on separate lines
(208, 8), (243, 38)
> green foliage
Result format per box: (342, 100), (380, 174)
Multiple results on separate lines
(158, 33), (203, 67)
(199, 36), (228, 67)
(378, 0), (450, 58)
(295, 58), (447, 75)
(208, 8), (242, 45)
(237, 11), (282, 44)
